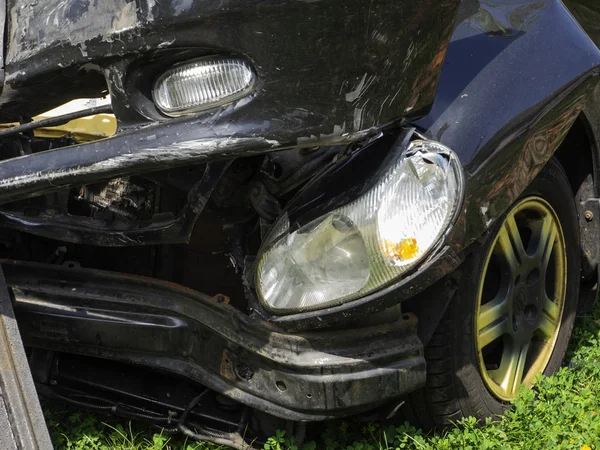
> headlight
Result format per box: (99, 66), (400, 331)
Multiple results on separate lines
(256, 139), (463, 313)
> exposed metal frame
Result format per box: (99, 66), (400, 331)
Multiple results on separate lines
(4, 259), (426, 422)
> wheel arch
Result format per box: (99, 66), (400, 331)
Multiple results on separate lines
(554, 113), (597, 198)
(553, 111), (599, 311)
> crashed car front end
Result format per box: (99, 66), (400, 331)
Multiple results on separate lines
(0, 0), (465, 443)
(3, 0), (600, 447)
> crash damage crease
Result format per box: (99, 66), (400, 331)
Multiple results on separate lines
(0, 120), (374, 206)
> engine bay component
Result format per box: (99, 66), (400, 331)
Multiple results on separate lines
(73, 177), (155, 221)
(249, 181), (281, 222)
(0, 162), (230, 246)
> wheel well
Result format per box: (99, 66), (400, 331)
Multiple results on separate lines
(554, 114), (595, 196)
(553, 112), (599, 312)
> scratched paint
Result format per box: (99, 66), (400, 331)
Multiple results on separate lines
(1, 0), (461, 132)
(7, 0), (144, 63)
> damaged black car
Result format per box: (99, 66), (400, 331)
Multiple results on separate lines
(1, 0), (600, 448)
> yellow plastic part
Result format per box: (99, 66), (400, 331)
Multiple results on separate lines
(34, 114), (115, 142)
(0, 99), (116, 143)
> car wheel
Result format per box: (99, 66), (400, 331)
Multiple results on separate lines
(403, 157), (580, 428)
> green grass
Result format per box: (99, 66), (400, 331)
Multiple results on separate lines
(44, 301), (600, 450)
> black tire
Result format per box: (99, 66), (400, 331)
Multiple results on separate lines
(402, 157), (581, 429)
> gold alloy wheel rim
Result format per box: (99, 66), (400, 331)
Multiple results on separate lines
(475, 196), (567, 401)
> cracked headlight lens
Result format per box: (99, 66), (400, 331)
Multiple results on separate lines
(257, 139), (463, 313)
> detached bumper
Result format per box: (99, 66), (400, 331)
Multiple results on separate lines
(4, 260), (425, 421)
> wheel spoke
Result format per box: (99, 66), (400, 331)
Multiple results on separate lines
(506, 341), (530, 397)
(495, 216), (525, 280)
(538, 295), (560, 338)
(535, 215), (557, 273)
(478, 316), (508, 349)
(494, 340), (530, 398)
(478, 294), (510, 331)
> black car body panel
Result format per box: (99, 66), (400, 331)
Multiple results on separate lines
(0, 0), (600, 442)
(3, 0), (459, 136)
(419, 0), (600, 250)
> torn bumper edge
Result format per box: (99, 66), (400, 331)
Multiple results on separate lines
(0, 110), (372, 205)
(3, 259), (426, 422)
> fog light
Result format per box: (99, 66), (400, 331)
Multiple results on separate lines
(152, 57), (256, 116)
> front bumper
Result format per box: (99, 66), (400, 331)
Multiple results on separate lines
(4, 260), (425, 421)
